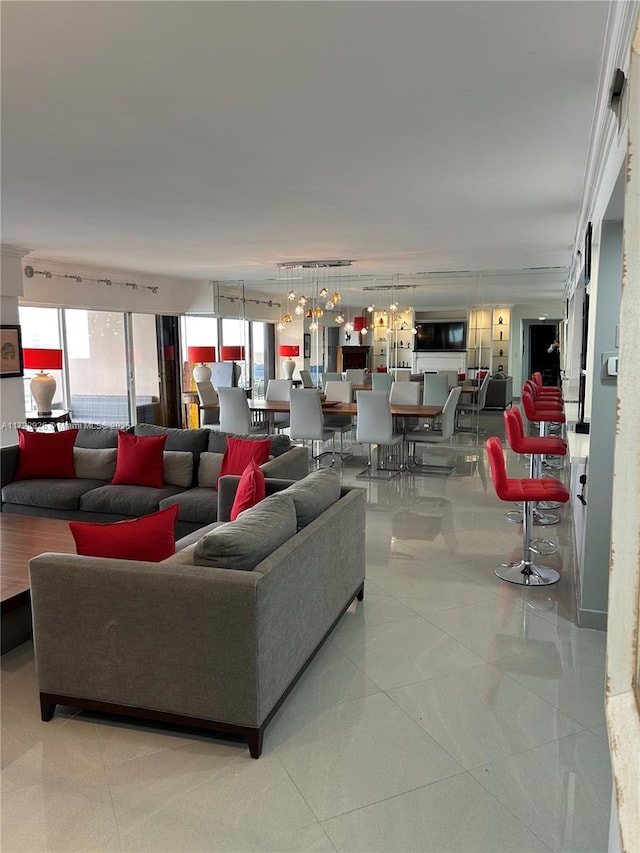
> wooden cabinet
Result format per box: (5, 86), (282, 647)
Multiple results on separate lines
(337, 345), (370, 372)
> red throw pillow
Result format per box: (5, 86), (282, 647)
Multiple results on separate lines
(230, 458), (266, 521)
(111, 431), (167, 487)
(15, 428), (78, 480)
(69, 504), (179, 561)
(218, 436), (271, 484)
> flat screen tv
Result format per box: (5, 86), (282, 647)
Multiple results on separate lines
(415, 321), (466, 352)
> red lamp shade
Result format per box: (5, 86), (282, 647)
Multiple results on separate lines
(279, 345), (300, 357)
(187, 346), (216, 364)
(23, 348), (63, 371)
(219, 345), (245, 361)
(353, 317), (367, 333)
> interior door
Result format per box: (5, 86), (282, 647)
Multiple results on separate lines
(528, 324), (558, 383)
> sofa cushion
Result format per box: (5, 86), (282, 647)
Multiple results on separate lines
(135, 424), (210, 455)
(230, 459), (266, 521)
(15, 428), (78, 481)
(163, 451), (193, 488)
(112, 431), (167, 488)
(219, 437), (270, 483)
(70, 504), (179, 562)
(135, 424), (210, 486)
(74, 427), (126, 449)
(79, 483), (185, 516)
(279, 468), (341, 529)
(207, 430), (291, 458)
(2, 478), (109, 511)
(73, 447), (117, 481)
(197, 452), (225, 488)
(193, 493), (296, 571)
(159, 487), (218, 526)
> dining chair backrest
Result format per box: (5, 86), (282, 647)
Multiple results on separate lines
(196, 380), (220, 426)
(372, 372), (393, 394)
(324, 381), (352, 403)
(389, 381), (420, 405)
(440, 386), (462, 440)
(299, 369), (315, 388)
(476, 369), (491, 409)
(423, 373), (449, 406)
(289, 389), (325, 441)
(356, 391), (394, 445)
(440, 370), (459, 389)
(265, 379), (292, 401)
(217, 387), (251, 434)
(196, 380), (217, 406)
(345, 369), (365, 385)
(394, 369), (412, 382)
(321, 372), (343, 388)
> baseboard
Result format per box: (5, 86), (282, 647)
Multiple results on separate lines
(577, 608), (608, 631)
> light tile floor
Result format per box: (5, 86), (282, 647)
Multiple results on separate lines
(1, 412), (610, 852)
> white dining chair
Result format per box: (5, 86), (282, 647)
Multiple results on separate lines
(407, 386), (462, 475)
(323, 380), (353, 459)
(345, 368), (366, 385)
(265, 379), (292, 432)
(355, 390), (403, 479)
(217, 387), (264, 435)
(289, 389), (335, 466)
(196, 381), (221, 429)
(372, 372), (393, 394)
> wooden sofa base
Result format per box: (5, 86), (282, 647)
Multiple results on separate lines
(40, 580), (365, 758)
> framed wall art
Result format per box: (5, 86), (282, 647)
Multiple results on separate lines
(303, 333), (311, 359)
(0, 325), (24, 378)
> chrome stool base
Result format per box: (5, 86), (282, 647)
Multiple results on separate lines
(495, 561), (560, 586)
(537, 500), (562, 510)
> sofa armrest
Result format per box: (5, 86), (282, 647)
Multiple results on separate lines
(260, 445), (309, 481)
(29, 552), (263, 726)
(1, 444), (19, 495)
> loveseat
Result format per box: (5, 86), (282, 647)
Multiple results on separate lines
(484, 375), (513, 410)
(1, 424), (309, 538)
(29, 469), (366, 758)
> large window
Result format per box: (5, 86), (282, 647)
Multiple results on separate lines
(19, 306), (63, 411)
(65, 309), (129, 425)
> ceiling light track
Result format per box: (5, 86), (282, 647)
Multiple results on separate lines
(23, 265), (159, 294)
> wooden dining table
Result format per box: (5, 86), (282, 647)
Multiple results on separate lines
(200, 399), (443, 434)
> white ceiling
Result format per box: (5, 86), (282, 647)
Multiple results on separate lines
(1, 1), (610, 309)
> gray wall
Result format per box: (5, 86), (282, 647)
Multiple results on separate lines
(580, 219), (623, 628)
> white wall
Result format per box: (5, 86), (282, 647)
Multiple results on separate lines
(1, 246), (29, 445)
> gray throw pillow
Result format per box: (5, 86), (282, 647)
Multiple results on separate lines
(194, 493), (296, 571)
(163, 451), (193, 487)
(280, 468), (341, 528)
(207, 431), (290, 457)
(73, 447), (117, 480)
(198, 452), (225, 488)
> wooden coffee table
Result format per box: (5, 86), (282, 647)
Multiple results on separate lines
(1, 514), (76, 653)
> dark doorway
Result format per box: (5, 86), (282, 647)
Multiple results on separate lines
(528, 324), (559, 385)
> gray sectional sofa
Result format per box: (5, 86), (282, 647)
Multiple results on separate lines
(29, 469), (366, 757)
(1, 424), (309, 538)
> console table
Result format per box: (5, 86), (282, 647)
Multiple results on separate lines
(25, 409), (72, 431)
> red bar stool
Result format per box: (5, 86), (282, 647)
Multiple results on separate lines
(521, 382), (565, 438)
(486, 437), (569, 586)
(503, 407), (567, 548)
(531, 371), (563, 397)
